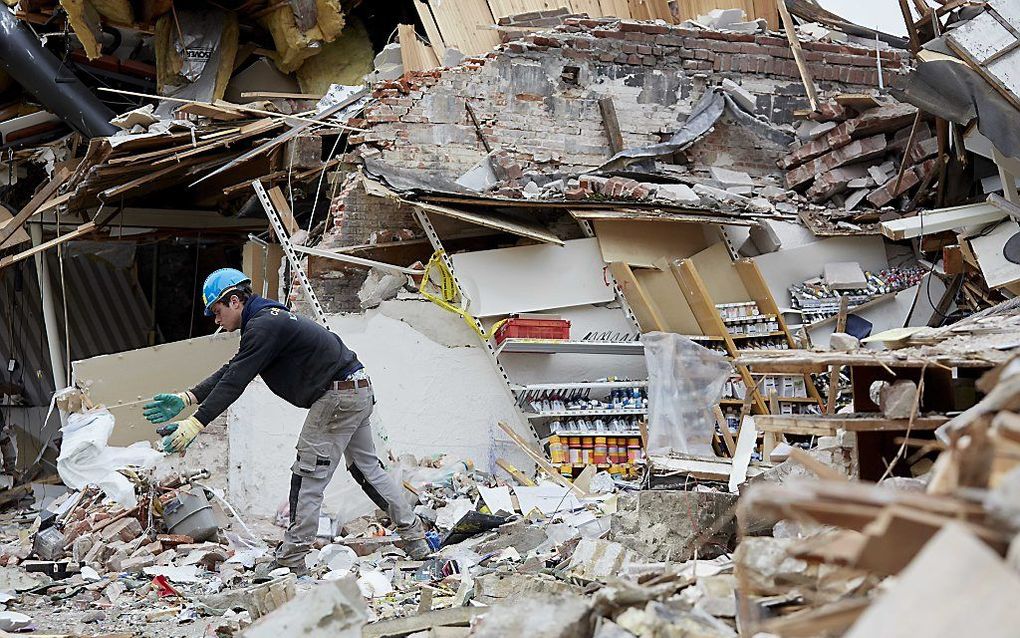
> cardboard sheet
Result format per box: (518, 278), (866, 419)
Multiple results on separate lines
(72, 332), (241, 446)
(593, 220), (717, 268)
(969, 220), (1020, 289)
(451, 238), (615, 317)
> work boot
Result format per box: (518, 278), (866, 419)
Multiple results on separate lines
(402, 537), (431, 560)
(256, 558), (309, 579)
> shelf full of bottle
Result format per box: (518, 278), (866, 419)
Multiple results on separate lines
(719, 374), (820, 414)
(547, 431), (644, 480)
(519, 385), (648, 419)
(714, 301), (789, 351)
(789, 266), (928, 324)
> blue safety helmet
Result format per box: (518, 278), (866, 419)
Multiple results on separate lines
(202, 268), (251, 317)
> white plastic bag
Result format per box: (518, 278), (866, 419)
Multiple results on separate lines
(57, 408), (162, 508)
(641, 332), (730, 456)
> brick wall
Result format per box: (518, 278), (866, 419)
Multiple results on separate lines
(351, 17), (910, 182)
(684, 109), (789, 178)
(309, 176), (422, 313)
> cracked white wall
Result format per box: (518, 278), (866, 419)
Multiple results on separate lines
(227, 297), (645, 520)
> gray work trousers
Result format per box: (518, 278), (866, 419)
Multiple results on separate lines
(276, 384), (422, 567)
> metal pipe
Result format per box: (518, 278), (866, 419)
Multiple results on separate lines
(0, 7), (116, 138)
(29, 223), (67, 401)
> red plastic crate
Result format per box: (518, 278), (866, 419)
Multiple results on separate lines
(494, 317), (571, 344)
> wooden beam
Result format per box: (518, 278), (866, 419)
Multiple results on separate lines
(598, 97), (624, 155)
(0, 222), (96, 270)
(778, 0), (819, 111)
(0, 168), (70, 246)
(266, 186), (299, 236)
(879, 202), (1006, 240)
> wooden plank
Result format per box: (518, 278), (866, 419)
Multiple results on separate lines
(598, 0), (632, 18)
(777, 0), (819, 111)
(609, 262), (670, 331)
(0, 222), (96, 270)
(413, 200), (563, 245)
(598, 97), (624, 155)
(788, 447), (848, 481)
(267, 186), (300, 236)
(495, 458), (536, 486)
(845, 524), (1020, 638)
(497, 421), (585, 496)
(628, 0), (672, 20)
(714, 405), (736, 456)
(688, 242), (749, 303)
(751, 0), (778, 30)
(413, 0), (449, 62)
(592, 220), (715, 268)
(728, 414), (756, 491)
(633, 267), (702, 334)
(0, 205), (30, 249)
(758, 598), (869, 638)
(429, 0), (500, 56)
(398, 23), (440, 72)
(756, 414), (948, 434)
(0, 168), (71, 247)
(879, 202), (1006, 240)
(570, 0), (604, 15)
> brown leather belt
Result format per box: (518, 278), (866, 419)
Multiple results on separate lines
(331, 378), (371, 391)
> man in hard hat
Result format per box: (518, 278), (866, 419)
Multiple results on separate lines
(142, 268), (430, 573)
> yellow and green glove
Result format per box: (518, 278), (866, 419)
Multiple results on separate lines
(143, 392), (194, 424)
(158, 416), (205, 454)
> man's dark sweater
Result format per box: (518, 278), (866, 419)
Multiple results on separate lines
(190, 296), (363, 425)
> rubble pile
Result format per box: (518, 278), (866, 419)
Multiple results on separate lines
(783, 100), (935, 220)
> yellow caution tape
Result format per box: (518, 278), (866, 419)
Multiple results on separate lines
(419, 250), (507, 340)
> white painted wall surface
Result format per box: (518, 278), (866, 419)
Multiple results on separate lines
(228, 297), (642, 519)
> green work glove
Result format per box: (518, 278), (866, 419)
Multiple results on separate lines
(159, 416), (205, 454)
(143, 392), (192, 424)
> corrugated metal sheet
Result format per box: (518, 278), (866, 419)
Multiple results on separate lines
(0, 241), (153, 453)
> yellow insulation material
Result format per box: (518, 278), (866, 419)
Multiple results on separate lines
(296, 16), (373, 94)
(261, 0), (345, 74)
(60, 0), (101, 59)
(92, 0), (133, 25)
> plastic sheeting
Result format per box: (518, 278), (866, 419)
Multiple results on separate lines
(641, 332), (730, 456)
(56, 408), (162, 508)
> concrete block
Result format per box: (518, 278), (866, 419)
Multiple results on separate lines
(828, 332), (860, 352)
(471, 594), (591, 638)
(655, 183), (700, 205)
(244, 576), (366, 638)
(748, 220), (782, 254)
(118, 551), (155, 573)
(879, 380), (918, 420)
(474, 572), (580, 605)
(710, 166), (754, 187)
(609, 490), (737, 561)
(721, 78), (755, 113)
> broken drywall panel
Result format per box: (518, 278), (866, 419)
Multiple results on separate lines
(754, 236), (888, 307)
(969, 220), (1020, 289)
(593, 220), (720, 268)
(71, 332), (241, 446)
(824, 262), (867, 289)
(451, 238), (615, 317)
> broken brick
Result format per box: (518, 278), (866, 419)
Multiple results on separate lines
(867, 168), (920, 207)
